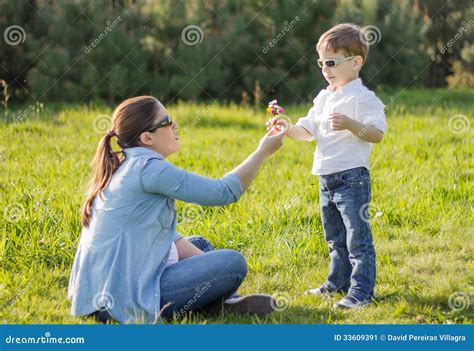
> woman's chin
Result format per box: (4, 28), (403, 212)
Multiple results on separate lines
(169, 143), (181, 155)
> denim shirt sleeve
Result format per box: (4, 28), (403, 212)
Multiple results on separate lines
(140, 157), (243, 206)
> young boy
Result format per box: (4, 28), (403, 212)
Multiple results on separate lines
(269, 23), (387, 308)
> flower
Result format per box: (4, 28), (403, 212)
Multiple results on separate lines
(267, 99), (285, 117)
(266, 99), (285, 133)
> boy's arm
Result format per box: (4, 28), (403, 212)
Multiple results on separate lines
(286, 124), (314, 141)
(348, 123), (383, 143)
(328, 113), (383, 143)
(268, 116), (315, 141)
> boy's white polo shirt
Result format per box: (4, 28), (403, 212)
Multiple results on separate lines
(296, 78), (387, 176)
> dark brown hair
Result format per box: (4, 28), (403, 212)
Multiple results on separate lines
(316, 23), (369, 63)
(81, 96), (161, 227)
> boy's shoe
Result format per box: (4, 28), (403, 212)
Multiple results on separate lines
(304, 285), (336, 296)
(333, 295), (371, 309)
(202, 294), (275, 317)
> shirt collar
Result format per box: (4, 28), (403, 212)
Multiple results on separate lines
(124, 146), (164, 160)
(326, 78), (363, 95)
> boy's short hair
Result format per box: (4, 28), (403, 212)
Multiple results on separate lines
(316, 23), (369, 62)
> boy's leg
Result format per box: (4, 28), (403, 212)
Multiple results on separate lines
(333, 167), (376, 302)
(319, 177), (352, 293)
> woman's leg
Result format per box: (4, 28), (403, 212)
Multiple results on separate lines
(185, 236), (239, 299)
(160, 249), (247, 319)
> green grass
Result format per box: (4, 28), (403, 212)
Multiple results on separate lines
(1, 88), (473, 324)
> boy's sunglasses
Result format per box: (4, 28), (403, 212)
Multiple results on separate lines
(317, 56), (355, 68)
(147, 115), (173, 132)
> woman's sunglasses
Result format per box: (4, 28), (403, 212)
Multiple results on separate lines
(317, 56), (355, 68)
(147, 115), (173, 133)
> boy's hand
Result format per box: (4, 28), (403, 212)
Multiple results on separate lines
(266, 116), (290, 135)
(328, 113), (354, 130)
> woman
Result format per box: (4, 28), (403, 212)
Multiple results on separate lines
(68, 96), (288, 324)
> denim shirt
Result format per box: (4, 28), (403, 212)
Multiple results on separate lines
(68, 147), (243, 323)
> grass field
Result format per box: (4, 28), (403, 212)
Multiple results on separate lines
(0, 88), (473, 324)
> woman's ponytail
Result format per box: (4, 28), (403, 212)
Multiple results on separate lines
(81, 130), (122, 227)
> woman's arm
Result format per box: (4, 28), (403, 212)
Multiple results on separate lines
(140, 127), (288, 205)
(175, 237), (203, 259)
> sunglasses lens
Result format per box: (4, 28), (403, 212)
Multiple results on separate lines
(147, 116), (173, 132)
(326, 60), (336, 67)
(317, 60), (323, 68)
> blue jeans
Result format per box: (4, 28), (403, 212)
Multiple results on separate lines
(319, 167), (376, 301)
(160, 236), (247, 318)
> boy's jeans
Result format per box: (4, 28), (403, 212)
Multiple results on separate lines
(318, 166), (376, 301)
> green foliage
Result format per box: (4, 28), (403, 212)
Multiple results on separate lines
(0, 89), (473, 324)
(0, 0), (467, 105)
(447, 44), (474, 88)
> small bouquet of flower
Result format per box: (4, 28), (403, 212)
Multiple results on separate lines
(265, 99), (285, 134)
(266, 99), (285, 116)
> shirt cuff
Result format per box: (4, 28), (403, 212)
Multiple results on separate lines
(223, 172), (243, 202)
(362, 116), (387, 133)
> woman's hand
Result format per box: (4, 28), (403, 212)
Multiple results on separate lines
(266, 116), (290, 134)
(257, 124), (289, 158)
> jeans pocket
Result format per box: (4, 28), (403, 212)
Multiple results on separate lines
(338, 168), (363, 186)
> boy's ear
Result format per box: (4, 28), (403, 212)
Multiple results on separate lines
(353, 55), (364, 70)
